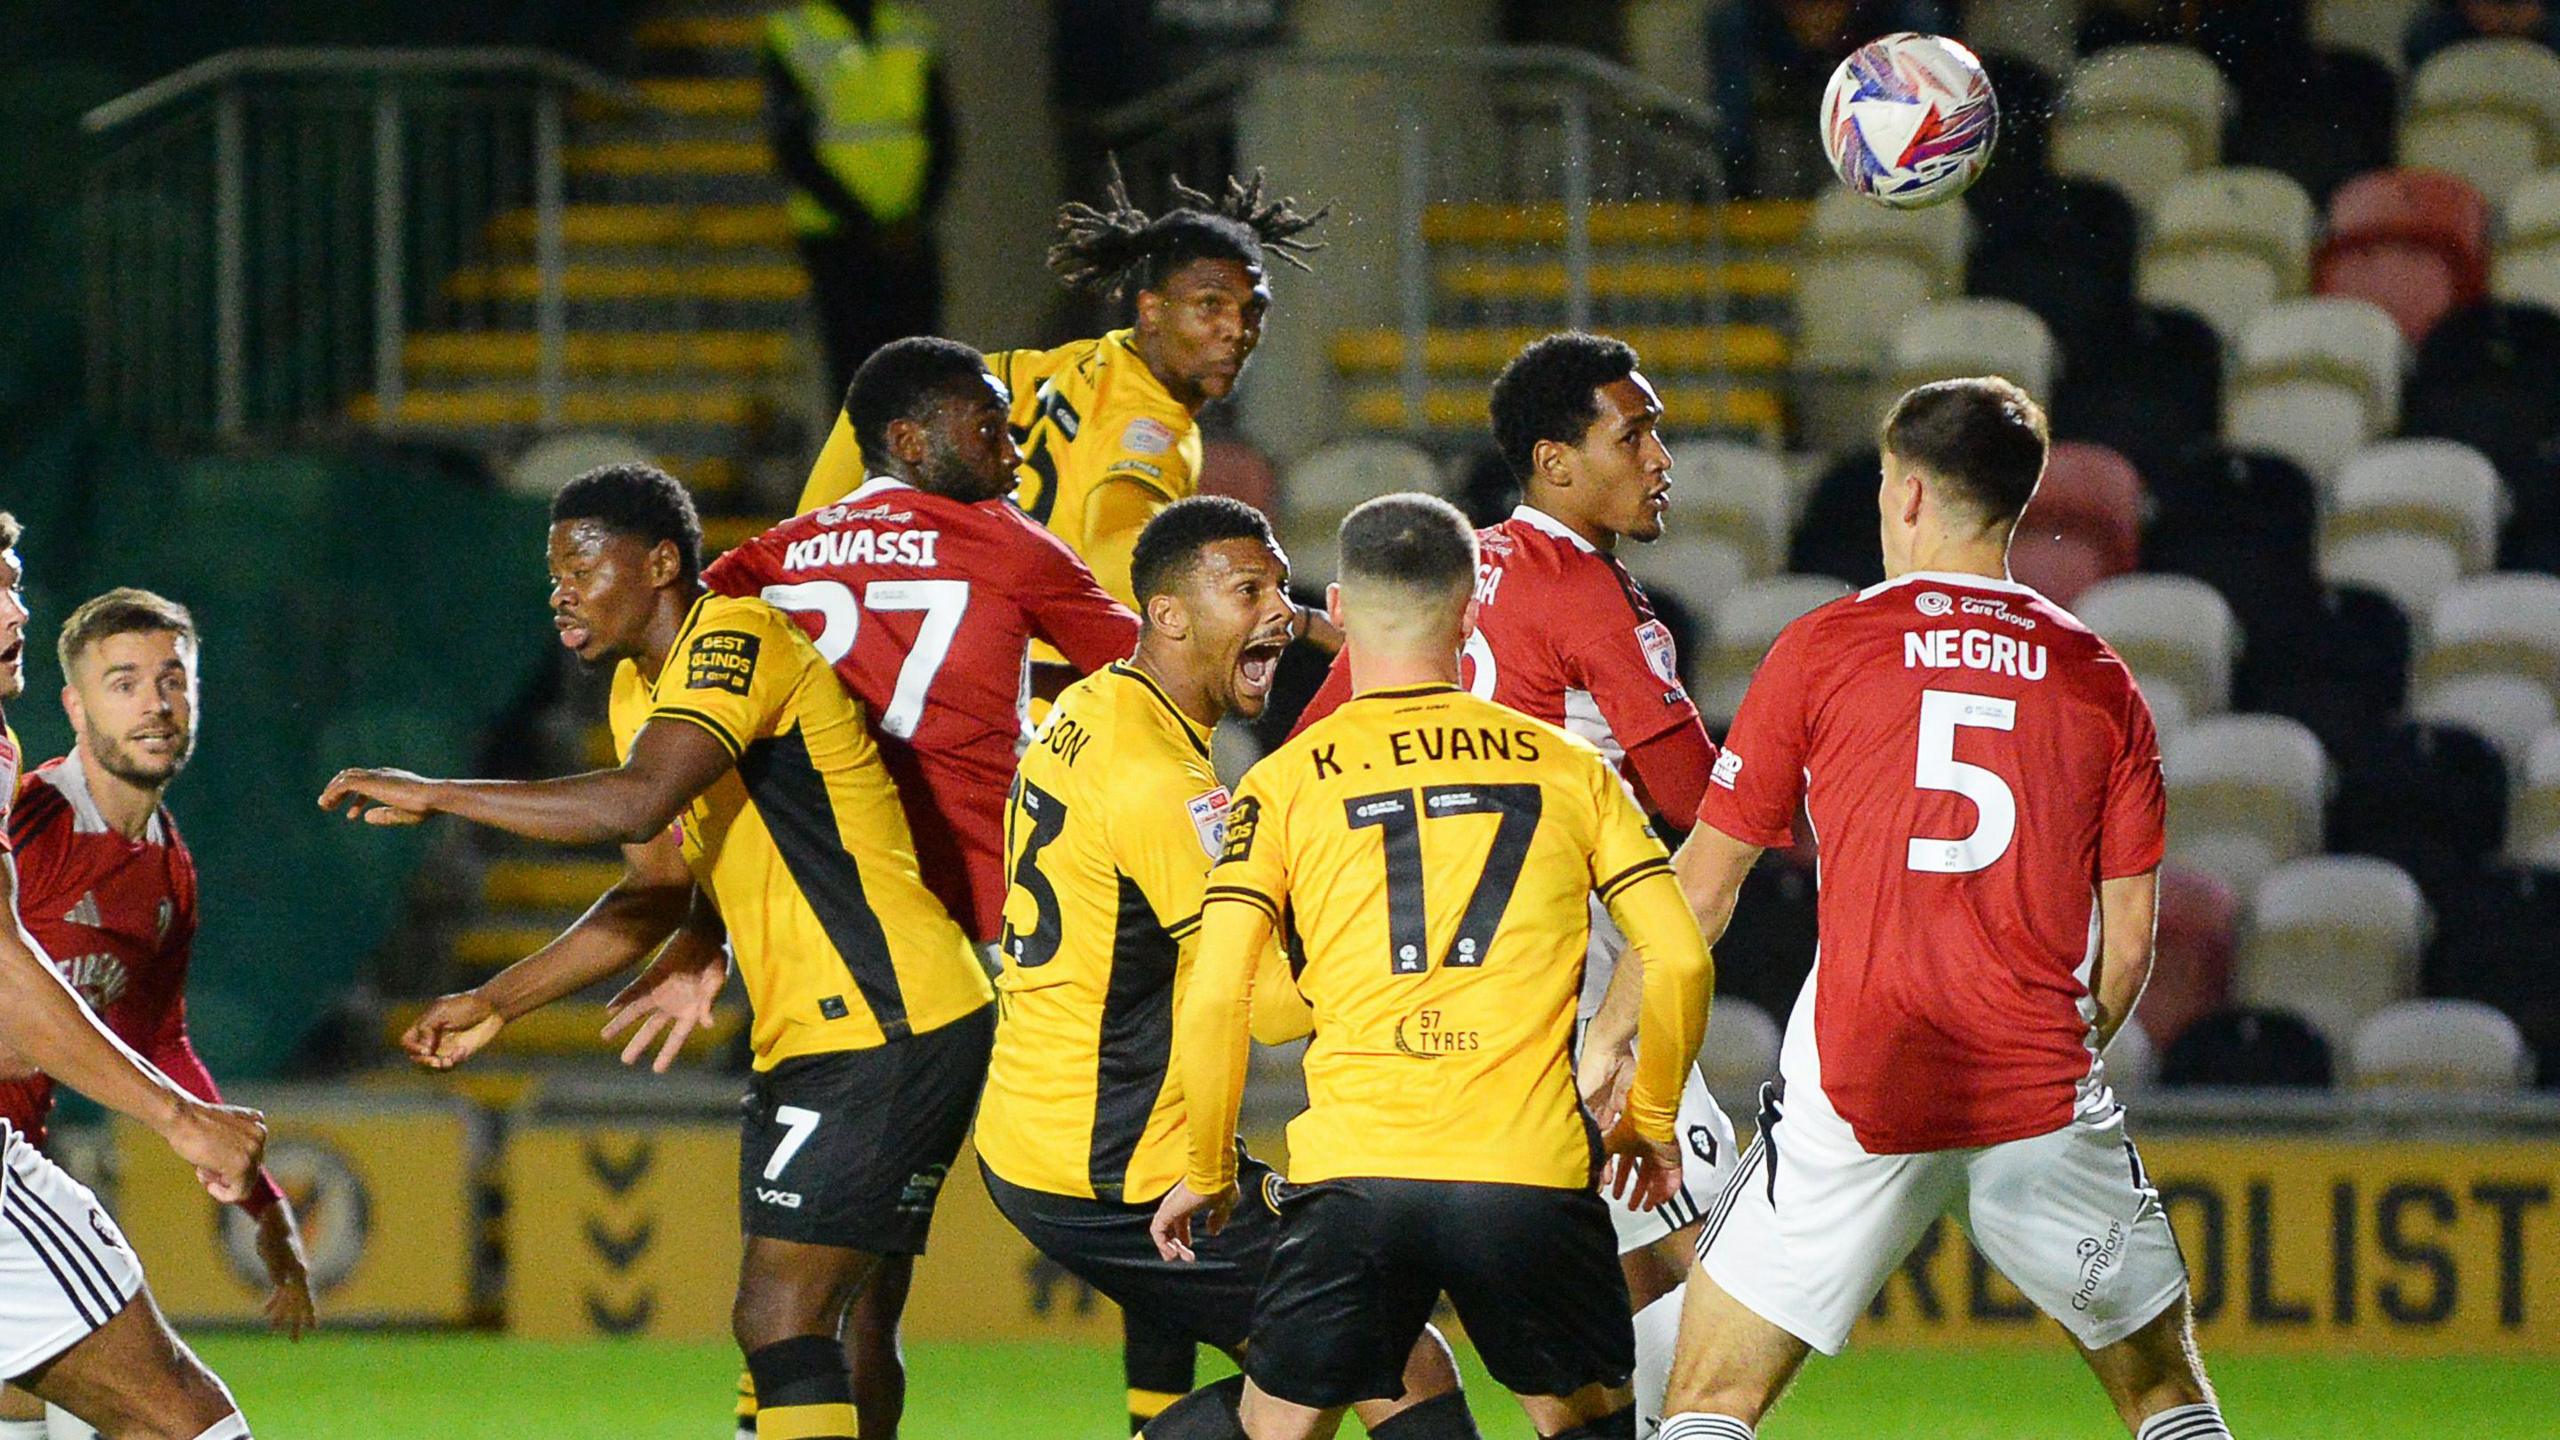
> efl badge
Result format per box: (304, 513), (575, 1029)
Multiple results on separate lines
(1634, 620), (1682, 686)
(1122, 417), (1177, 454)
(1188, 787), (1233, 860)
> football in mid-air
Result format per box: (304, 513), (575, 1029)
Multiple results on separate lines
(1820, 32), (2000, 209)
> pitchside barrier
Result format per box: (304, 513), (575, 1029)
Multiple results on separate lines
(96, 1080), (2560, 1353)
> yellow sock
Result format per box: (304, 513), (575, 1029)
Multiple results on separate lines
(756, 1401), (857, 1440)
(737, 1368), (759, 1420)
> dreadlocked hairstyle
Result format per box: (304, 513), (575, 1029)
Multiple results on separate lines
(1047, 158), (1329, 303)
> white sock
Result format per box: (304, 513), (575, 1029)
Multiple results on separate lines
(1633, 1287), (1683, 1433)
(1658, 1415), (1754, 1440)
(2136, 1402), (2230, 1440)
(183, 1414), (250, 1440)
(42, 1405), (97, 1440)
(0, 1417), (48, 1440)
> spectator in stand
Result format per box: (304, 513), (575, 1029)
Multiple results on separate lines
(1708, 0), (1949, 199)
(2406, 0), (2560, 66)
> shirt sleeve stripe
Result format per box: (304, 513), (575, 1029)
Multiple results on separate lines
(647, 706), (746, 761)
(1202, 885), (1280, 920)
(1595, 857), (1673, 904)
(1165, 913), (1203, 941)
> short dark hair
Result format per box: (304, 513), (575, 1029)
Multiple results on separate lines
(57, 588), (196, 679)
(1338, 493), (1477, 598)
(843, 336), (993, 471)
(1879, 377), (2050, 525)
(1488, 332), (1641, 480)
(1130, 496), (1279, 604)
(0, 512), (18, 551)
(551, 462), (704, 582)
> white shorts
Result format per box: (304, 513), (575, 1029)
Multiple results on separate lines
(0, 1126), (142, 1380)
(1605, 1063), (1738, 1254)
(1695, 1077), (2188, 1356)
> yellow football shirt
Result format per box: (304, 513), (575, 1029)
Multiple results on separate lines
(609, 593), (991, 1067)
(794, 329), (1200, 616)
(976, 663), (1231, 1203)
(1186, 684), (1710, 1191)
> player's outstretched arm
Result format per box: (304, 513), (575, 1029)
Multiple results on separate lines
(403, 831), (696, 1070)
(1601, 868), (1716, 1210)
(0, 855), (265, 1201)
(2090, 868), (2160, 1050)
(321, 716), (735, 847)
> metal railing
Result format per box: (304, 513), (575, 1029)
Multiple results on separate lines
(83, 49), (637, 442)
(1095, 46), (1735, 435)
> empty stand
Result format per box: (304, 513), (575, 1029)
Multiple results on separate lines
(2139, 167), (2316, 345)
(2046, 305), (2221, 478)
(2321, 438), (2504, 617)
(2350, 999), (2533, 1092)
(2399, 39), (2560, 204)
(2238, 856), (2429, 1046)
(2141, 861), (2240, 1052)
(2164, 715), (2333, 899)
(2225, 298), (2406, 482)
(2053, 45), (2234, 212)
(1697, 574), (1851, 722)
(2314, 169), (2491, 344)
(2075, 574), (2244, 728)
(2160, 1007), (2335, 1088)
(2329, 720), (2510, 907)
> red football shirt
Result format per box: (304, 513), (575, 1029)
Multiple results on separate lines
(705, 478), (1142, 940)
(1698, 572), (2166, 1154)
(1, 753), (282, 1209)
(1293, 506), (1716, 817)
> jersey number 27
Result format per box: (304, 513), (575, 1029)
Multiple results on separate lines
(760, 579), (968, 741)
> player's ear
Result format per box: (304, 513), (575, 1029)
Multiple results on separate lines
(1531, 436), (1571, 489)
(647, 539), (683, 588)
(1144, 589), (1187, 639)
(59, 683), (84, 737)
(885, 414), (929, 469)
(1324, 581), (1345, 631)
(1135, 286), (1164, 334)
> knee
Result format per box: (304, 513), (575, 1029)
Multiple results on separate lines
(732, 1283), (832, 1355)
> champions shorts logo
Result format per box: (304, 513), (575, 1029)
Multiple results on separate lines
(1187, 787), (1233, 860)
(1121, 417), (1177, 455)
(1634, 619), (1682, 686)
(1217, 795), (1260, 865)
(1710, 750), (1744, 790)
(2072, 1221), (2127, 1311)
(1915, 591), (1955, 617)
(897, 1163), (950, 1215)
(685, 631), (759, 694)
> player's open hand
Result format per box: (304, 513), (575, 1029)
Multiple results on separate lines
(404, 991), (503, 1070)
(256, 1200), (318, 1340)
(1599, 1112), (1683, 1213)
(165, 1098), (268, 1205)
(601, 940), (728, 1073)
(1148, 1179), (1237, 1263)
(317, 767), (438, 825)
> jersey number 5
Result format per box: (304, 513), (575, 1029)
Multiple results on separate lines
(759, 579), (969, 741)
(1345, 784), (1543, 974)
(1908, 689), (2017, 874)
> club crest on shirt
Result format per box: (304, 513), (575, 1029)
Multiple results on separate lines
(1634, 619), (1682, 687)
(1914, 591), (1954, 617)
(1187, 787), (1233, 860)
(685, 631), (759, 694)
(1121, 417), (1176, 455)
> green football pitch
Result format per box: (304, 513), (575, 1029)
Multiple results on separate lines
(188, 1334), (2555, 1438)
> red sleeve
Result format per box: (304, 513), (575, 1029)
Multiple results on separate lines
(1697, 619), (1816, 848)
(1286, 650), (1355, 740)
(148, 844), (282, 1214)
(1025, 535), (1141, 674)
(1621, 723), (1717, 830)
(701, 539), (774, 597)
(2099, 661), (2168, 879)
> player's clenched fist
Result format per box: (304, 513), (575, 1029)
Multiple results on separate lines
(317, 767), (437, 825)
(404, 991), (504, 1070)
(162, 1097), (267, 1204)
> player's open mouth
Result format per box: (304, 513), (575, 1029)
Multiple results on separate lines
(554, 616), (591, 651)
(0, 639), (19, 668)
(1237, 640), (1286, 695)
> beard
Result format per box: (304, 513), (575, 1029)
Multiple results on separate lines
(89, 728), (194, 787)
(919, 435), (1009, 502)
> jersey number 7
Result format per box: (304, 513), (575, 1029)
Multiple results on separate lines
(759, 579), (970, 740)
(1346, 784), (1543, 974)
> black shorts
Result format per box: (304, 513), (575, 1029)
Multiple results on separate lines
(738, 1004), (992, 1252)
(981, 1150), (1285, 1354)
(1246, 1176), (1633, 1410)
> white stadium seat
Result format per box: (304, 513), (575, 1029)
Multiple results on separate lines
(2414, 673), (2556, 772)
(2321, 440), (2502, 618)
(2163, 715), (2332, 900)
(1667, 439), (1794, 576)
(2237, 856), (2429, 1044)
(2225, 299), (2405, 483)
(2138, 167), (2318, 346)
(1697, 575), (1852, 721)
(1697, 997), (1782, 1099)
(2053, 44), (2233, 212)
(507, 430), (656, 499)
(2400, 39), (2560, 205)
(2073, 573), (2243, 722)
(1886, 299), (2059, 402)
(1795, 190), (1970, 375)
(2513, 729), (2560, 866)
(1277, 439), (1439, 584)
(2493, 170), (2560, 307)
(2421, 572), (2560, 698)
(2313, 0), (2425, 73)
(2349, 999), (2533, 1093)
(2103, 1014), (2158, 1097)
(1622, 535), (1756, 622)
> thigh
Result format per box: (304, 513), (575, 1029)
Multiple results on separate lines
(983, 1156), (1282, 1354)
(1694, 1080), (1961, 1356)
(16, 1286), (230, 1437)
(1437, 1181), (1636, 1401)
(0, 1135), (143, 1385)
(1961, 1106), (2189, 1352)
(1244, 1180), (1440, 1412)
(741, 1011), (988, 1254)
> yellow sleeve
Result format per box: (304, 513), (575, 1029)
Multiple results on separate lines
(1247, 938), (1313, 1044)
(1590, 765), (1712, 1145)
(646, 604), (801, 760)
(1199, 768), (1285, 923)
(1078, 477), (1176, 611)
(795, 412), (866, 514)
(1178, 894), (1269, 1195)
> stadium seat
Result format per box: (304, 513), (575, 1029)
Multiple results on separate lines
(1622, 535), (1754, 621)
(2311, 0), (2426, 73)
(505, 431), (655, 499)
(2320, 439), (2503, 617)
(2143, 446), (2322, 623)
(2419, 572), (2560, 698)
(1198, 437), (1279, 514)
(2006, 531), (2115, 607)
(2399, 39), (2560, 204)
(2349, 999), (2532, 1092)
(1697, 575), (1852, 723)
(2237, 856), (2429, 1045)
(1668, 438), (1793, 575)
(1967, 177), (2143, 371)
(2226, 44), (2402, 203)
(2415, 674), (2557, 775)
(2490, 170), (2560, 312)
(2401, 301), (2560, 486)
(2019, 441), (2143, 575)
(1884, 299), (2059, 402)
(2053, 45), (2233, 213)
(2224, 298), (2406, 482)
(1697, 997), (1782, 1099)
(2074, 574), (2243, 724)
(2104, 1016), (2158, 1096)
(2323, 169), (2493, 298)
(2513, 729), (2560, 866)
(2236, 583), (2413, 762)
(2138, 168), (2316, 346)
(2424, 862), (2560, 1082)
(1277, 439), (1439, 583)
(1787, 449), (1887, 590)
(2139, 861), (2239, 1052)
(1795, 190), (1970, 375)
(2159, 1007), (2335, 1088)
(2329, 720), (2510, 908)
(2163, 715), (2332, 899)
(2047, 306), (2222, 479)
